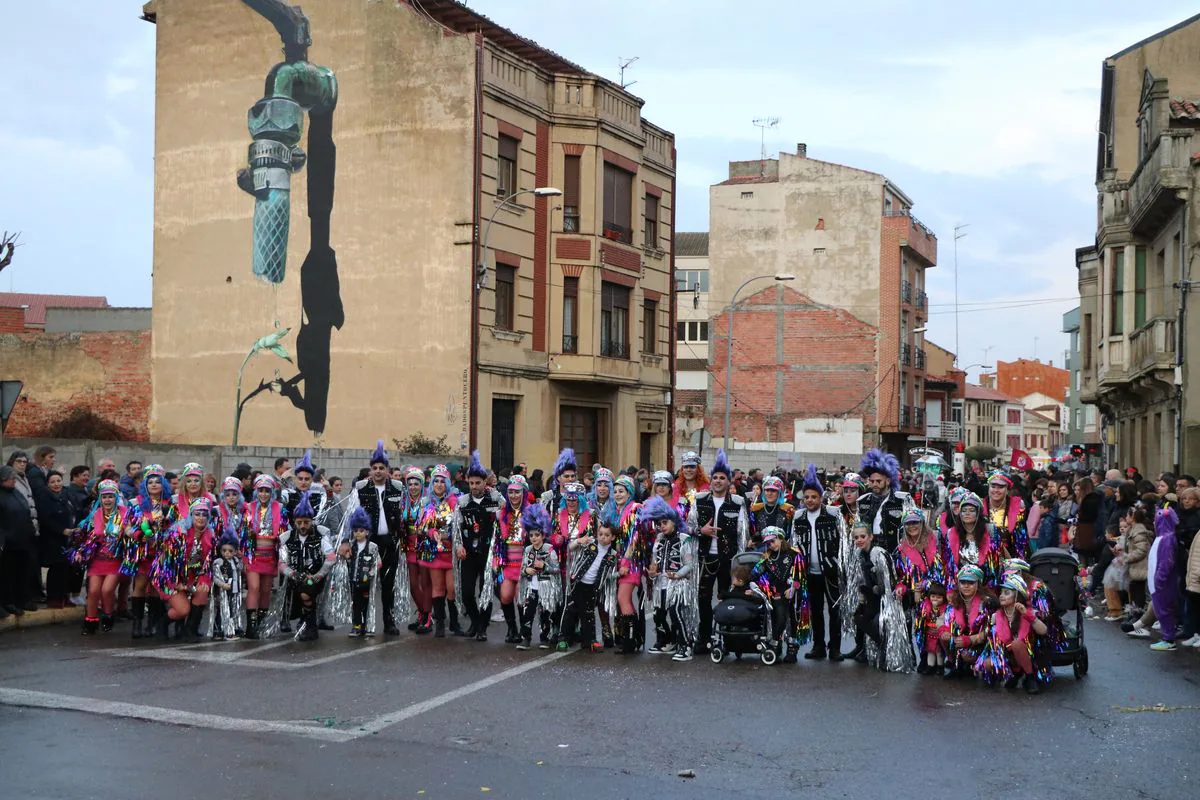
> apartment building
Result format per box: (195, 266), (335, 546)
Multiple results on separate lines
(1063, 306), (1102, 446)
(674, 232), (710, 448)
(145, 0), (675, 471)
(707, 146), (937, 455)
(1079, 13), (1200, 473)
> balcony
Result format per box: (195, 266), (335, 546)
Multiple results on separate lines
(1128, 130), (1193, 235)
(900, 405), (924, 431)
(926, 420), (962, 441)
(884, 211), (938, 266)
(599, 338), (629, 359)
(900, 406), (910, 428)
(1097, 337), (1126, 386)
(900, 343), (911, 366)
(603, 221), (633, 245)
(901, 280), (913, 304)
(1127, 317), (1176, 378)
(562, 334), (578, 354)
(914, 347), (926, 370)
(915, 290), (927, 311)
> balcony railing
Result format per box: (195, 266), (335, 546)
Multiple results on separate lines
(927, 420), (962, 441)
(900, 406), (911, 427)
(914, 407), (925, 428)
(1097, 338), (1126, 384)
(914, 347), (926, 370)
(562, 205), (580, 232)
(1128, 317), (1176, 376)
(900, 343), (911, 366)
(901, 280), (913, 304)
(602, 221), (633, 245)
(1128, 130), (1193, 234)
(916, 290), (927, 310)
(599, 338), (628, 359)
(562, 334), (578, 354)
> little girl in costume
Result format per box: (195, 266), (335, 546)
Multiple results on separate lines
(913, 581), (949, 676)
(209, 529), (245, 640)
(973, 573), (1048, 694)
(516, 504), (561, 650)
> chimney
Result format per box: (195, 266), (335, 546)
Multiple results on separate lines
(796, 143), (807, 158)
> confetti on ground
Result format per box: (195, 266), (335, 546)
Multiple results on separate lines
(481, 788), (491, 793)
(678, 769), (696, 778)
(536, 761), (544, 765)
(1115, 704), (1200, 713)
(557, 744), (569, 748)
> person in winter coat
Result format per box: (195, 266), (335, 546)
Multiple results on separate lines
(1178, 488), (1200, 648)
(1123, 502), (1154, 615)
(0, 465), (37, 616)
(35, 470), (77, 608)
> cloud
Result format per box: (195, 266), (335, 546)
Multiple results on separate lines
(105, 74), (138, 98)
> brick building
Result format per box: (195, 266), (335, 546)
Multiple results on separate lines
(708, 286), (878, 449)
(984, 358), (1069, 404)
(0, 300), (152, 440)
(708, 146), (937, 456)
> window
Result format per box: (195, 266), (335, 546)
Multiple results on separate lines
(674, 269), (709, 293)
(563, 155), (580, 232)
(600, 282), (629, 358)
(644, 194), (659, 248)
(562, 277), (578, 352)
(642, 298), (657, 355)
(497, 134), (518, 197)
(1007, 408), (1021, 424)
(677, 321), (708, 343)
(813, 247), (826, 255)
(740, 191), (754, 199)
(1075, 409), (1083, 429)
(602, 163), (633, 244)
(1083, 313), (1093, 369)
(1134, 246), (1147, 328)
(494, 264), (516, 331)
(1111, 249), (1124, 335)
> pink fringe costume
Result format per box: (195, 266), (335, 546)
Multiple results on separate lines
(72, 503), (136, 577)
(495, 503), (527, 583)
(420, 491), (457, 570)
(246, 500), (287, 576)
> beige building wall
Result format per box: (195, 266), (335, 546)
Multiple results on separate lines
(709, 150), (884, 329)
(150, 0), (475, 448)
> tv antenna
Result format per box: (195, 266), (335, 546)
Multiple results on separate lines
(618, 56), (639, 89)
(753, 116), (779, 175)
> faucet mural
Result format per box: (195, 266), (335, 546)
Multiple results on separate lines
(234, 0), (345, 442)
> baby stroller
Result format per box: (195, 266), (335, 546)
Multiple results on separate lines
(1029, 547), (1088, 679)
(709, 552), (776, 665)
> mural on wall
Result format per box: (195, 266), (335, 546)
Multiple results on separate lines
(232, 0), (343, 444)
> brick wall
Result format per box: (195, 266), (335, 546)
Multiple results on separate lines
(0, 330), (152, 440)
(879, 216), (903, 429)
(710, 286), (878, 445)
(995, 358), (1069, 402)
(0, 306), (25, 333)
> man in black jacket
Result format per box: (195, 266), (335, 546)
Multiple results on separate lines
(791, 464), (846, 662)
(342, 442), (408, 635)
(0, 465), (36, 616)
(686, 450), (748, 653)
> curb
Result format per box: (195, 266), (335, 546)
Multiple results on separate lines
(0, 606), (86, 632)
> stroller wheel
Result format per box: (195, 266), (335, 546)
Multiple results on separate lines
(1073, 646), (1088, 679)
(760, 648), (778, 666)
(709, 647), (724, 664)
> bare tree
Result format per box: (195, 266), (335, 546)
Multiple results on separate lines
(0, 231), (21, 274)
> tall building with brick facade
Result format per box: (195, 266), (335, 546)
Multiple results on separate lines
(984, 358), (1069, 404)
(145, 0), (675, 471)
(708, 146), (936, 457)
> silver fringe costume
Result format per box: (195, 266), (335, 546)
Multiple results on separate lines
(338, 482), (415, 629)
(836, 508), (861, 638)
(208, 555), (244, 638)
(861, 546), (916, 673)
(259, 523), (334, 640)
(328, 538), (381, 635)
(518, 543), (562, 613)
(650, 531), (700, 643)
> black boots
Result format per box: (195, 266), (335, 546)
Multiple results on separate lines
(131, 597), (146, 639)
(246, 608), (260, 639)
(81, 617), (100, 635)
(474, 605), (489, 642)
(184, 605), (204, 643)
(100, 613), (114, 633)
(783, 644), (799, 664)
(448, 600), (464, 636)
(619, 615), (638, 654)
(502, 603), (521, 643)
(433, 597), (447, 638)
(298, 606), (319, 641)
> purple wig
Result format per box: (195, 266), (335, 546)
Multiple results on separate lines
(295, 449), (315, 475)
(521, 502), (552, 535)
(711, 448), (732, 478)
(466, 450), (488, 479)
(637, 496), (682, 530)
(370, 439), (388, 467)
(859, 448), (900, 492)
(801, 463), (824, 495)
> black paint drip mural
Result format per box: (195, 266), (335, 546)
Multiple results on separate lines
(233, 0), (342, 443)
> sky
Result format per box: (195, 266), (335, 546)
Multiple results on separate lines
(1, 0), (1197, 381)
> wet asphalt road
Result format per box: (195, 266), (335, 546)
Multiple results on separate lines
(1, 614), (1198, 800)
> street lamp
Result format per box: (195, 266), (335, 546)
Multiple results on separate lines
(476, 186), (562, 291)
(723, 273), (795, 448)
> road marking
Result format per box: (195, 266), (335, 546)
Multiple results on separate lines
(0, 687), (357, 743)
(101, 639), (402, 669)
(357, 649), (572, 735)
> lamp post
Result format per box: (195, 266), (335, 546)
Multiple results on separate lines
(723, 273), (795, 449)
(476, 186), (562, 291)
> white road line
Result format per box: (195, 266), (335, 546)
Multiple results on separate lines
(102, 638), (403, 669)
(0, 687), (357, 743)
(357, 649), (573, 735)
(225, 639), (295, 660)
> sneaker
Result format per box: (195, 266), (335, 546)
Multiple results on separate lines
(538, 641), (551, 650)
(1180, 634), (1200, 648)
(671, 648), (693, 662)
(1084, 607), (1095, 619)
(516, 638), (531, 651)
(1150, 640), (1177, 652)
(647, 643), (666, 654)
(1120, 621), (1136, 633)
(1104, 614), (1123, 622)
(1152, 620), (1162, 631)
(555, 641), (569, 652)
(1128, 627), (1151, 639)
(589, 642), (603, 653)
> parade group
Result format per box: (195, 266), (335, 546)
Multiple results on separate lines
(31, 439), (1135, 696)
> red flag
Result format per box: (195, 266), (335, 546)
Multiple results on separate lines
(1010, 449), (1032, 471)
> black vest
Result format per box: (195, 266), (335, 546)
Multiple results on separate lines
(693, 492), (744, 559)
(458, 490), (502, 555)
(285, 531), (324, 575)
(791, 506), (843, 576)
(858, 491), (908, 553)
(282, 487), (328, 524)
(355, 479), (406, 542)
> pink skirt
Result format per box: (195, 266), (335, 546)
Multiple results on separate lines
(618, 568), (642, 587)
(136, 558), (154, 577)
(248, 557), (278, 576)
(406, 534), (420, 565)
(89, 558), (121, 577)
(423, 552), (453, 570)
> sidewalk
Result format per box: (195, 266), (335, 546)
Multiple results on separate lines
(0, 605), (85, 633)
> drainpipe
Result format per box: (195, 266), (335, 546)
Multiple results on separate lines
(1176, 199), (1189, 473)
(666, 146), (678, 471)
(468, 32), (484, 453)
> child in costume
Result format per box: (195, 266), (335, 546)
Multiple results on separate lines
(516, 504), (560, 650)
(973, 573), (1048, 694)
(644, 496), (701, 662)
(913, 581), (949, 676)
(246, 474), (288, 635)
(749, 525), (811, 663)
(209, 529), (245, 640)
(722, 564), (759, 600)
(844, 521), (914, 673)
(150, 497), (216, 643)
(71, 479), (135, 635)
(556, 520), (618, 652)
(344, 507), (381, 637)
(275, 494), (335, 641)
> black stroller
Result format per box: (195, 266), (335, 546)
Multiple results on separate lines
(709, 551), (776, 665)
(1028, 547), (1089, 679)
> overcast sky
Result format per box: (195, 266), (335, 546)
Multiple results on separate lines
(1, 1), (1196, 378)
